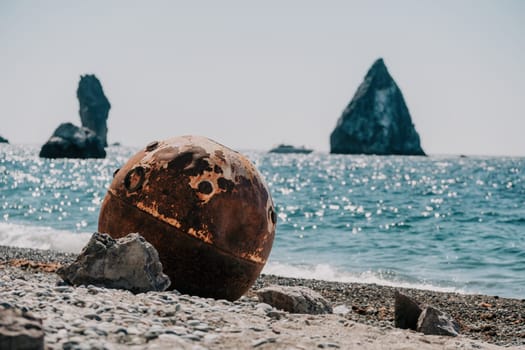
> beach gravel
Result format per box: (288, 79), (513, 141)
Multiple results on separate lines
(1, 246), (524, 349)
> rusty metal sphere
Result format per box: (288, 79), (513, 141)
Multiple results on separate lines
(98, 135), (276, 300)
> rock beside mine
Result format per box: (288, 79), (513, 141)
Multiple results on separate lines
(57, 232), (170, 293)
(417, 306), (460, 336)
(39, 122), (106, 158)
(256, 285), (332, 314)
(0, 305), (44, 350)
(394, 291), (422, 330)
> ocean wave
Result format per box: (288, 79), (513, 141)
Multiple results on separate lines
(0, 222), (91, 253)
(262, 261), (467, 294)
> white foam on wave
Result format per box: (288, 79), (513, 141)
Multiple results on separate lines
(263, 261), (467, 294)
(0, 222), (91, 253)
(0, 221), (469, 295)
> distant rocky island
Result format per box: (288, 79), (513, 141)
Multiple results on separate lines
(0, 135), (8, 143)
(40, 75), (110, 159)
(39, 123), (106, 159)
(269, 144), (313, 154)
(330, 58), (425, 156)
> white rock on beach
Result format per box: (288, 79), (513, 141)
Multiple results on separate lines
(256, 285), (333, 314)
(57, 232), (171, 293)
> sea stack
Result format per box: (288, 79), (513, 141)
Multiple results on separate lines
(40, 75), (109, 159)
(330, 58), (425, 155)
(77, 75), (111, 147)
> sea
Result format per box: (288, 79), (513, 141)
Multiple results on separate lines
(1, 143), (524, 299)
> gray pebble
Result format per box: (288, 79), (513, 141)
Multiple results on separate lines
(252, 337), (276, 348)
(73, 299), (86, 307)
(113, 327), (128, 335)
(203, 333), (221, 343)
(166, 326), (189, 336)
(54, 286), (73, 293)
(36, 289), (52, 297)
(84, 313), (102, 321)
(182, 334), (202, 341)
(193, 330), (207, 338)
(126, 327), (140, 335)
(187, 319), (201, 327)
(317, 342), (341, 348)
(82, 328), (99, 337)
(193, 323), (210, 332)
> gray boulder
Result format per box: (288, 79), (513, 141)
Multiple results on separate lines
(256, 285), (332, 314)
(394, 291), (422, 330)
(57, 232), (171, 293)
(39, 122), (106, 158)
(330, 58), (425, 155)
(417, 306), (460, 336)
(0, 305), (44, 350)
(77, 74), (111, 147)
(0, 135), (8, 143)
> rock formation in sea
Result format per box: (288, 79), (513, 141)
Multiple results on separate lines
(0, 135), (8, 143)
(330, 58), (425, 155)
(39, 123), (106, 159)
(77, 75), (111, 147)
(40, 74), (110, 158)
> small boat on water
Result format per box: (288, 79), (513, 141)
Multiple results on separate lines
(268, 144), (313, 154)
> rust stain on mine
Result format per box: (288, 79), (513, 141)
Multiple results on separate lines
(98, 135), (276, 300)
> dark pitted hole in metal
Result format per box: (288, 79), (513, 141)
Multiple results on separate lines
(146, 140), (159, 152)
(197, 181), (213, 194)
(169, 152), (193, 170)
(269, 207), (276, 225)
(217, 177), (234, 192)
(124, 166), (146, 192)
(113, 168), (120, 178)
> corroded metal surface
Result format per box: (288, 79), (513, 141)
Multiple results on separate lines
(98, 136), (276, 300)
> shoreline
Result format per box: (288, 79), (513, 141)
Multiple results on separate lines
(1, 245), (524, 349)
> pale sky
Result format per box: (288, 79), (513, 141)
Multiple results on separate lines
(1, 0), (524, 156)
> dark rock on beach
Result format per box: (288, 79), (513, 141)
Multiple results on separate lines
(256, 285), (332, 314)
(77, 74), (111, 147)
(57, 232), (170, 293)
(394, 291), (459, 336)
(394, 291), (422, 330)
(0, 135), (8, 143)
(330, 58), (425, 155)
(417, 306), (460, 336)
(0, 305), (44, 350)
(39, 122), (106, 159)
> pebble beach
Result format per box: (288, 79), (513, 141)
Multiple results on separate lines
(1, 245), (524, 350)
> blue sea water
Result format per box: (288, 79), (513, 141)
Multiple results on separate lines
(1, 143), (524, 298)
